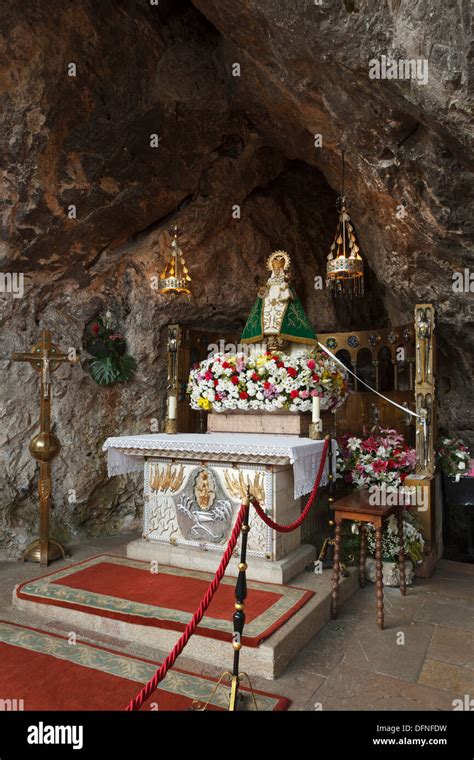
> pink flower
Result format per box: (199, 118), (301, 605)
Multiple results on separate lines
(310, 389), (319, 397)
(204, 371), (213, 381)
(299, 390), (310, 399)
(307, 359), (316, 370)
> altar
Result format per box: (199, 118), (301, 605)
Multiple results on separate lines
(103, 433), (336, 584)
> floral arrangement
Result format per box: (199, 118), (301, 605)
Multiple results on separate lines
(187, 350), (348, 413)
(435, 437), (471, 479)
(337, 429), (416, 489)
(86, 312), (137, 386)
(351, 510), (425, 564)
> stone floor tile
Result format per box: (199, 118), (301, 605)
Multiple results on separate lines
(342, 621), (435, 682)
(309, 662), (459, 711)
(414, 596), (474, 632)
(427, 626), (474, 670)
(418, 659), (474, 694)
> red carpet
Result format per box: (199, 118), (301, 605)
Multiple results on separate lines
(16, 554), (313, 646)
(0, 620), (289, 711)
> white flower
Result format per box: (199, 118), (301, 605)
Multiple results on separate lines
(348, 438), (361, 451)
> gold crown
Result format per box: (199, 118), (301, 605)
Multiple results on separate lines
(267, 250), (291, 272)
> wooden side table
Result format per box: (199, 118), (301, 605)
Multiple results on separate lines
(331, 489), (407, 630)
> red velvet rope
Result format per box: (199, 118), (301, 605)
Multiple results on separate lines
(251, 436), (330, 532)
(124, 437), (330, 711)
(124, 502), (247, 711)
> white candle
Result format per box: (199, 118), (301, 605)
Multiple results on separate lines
(312, 395), (320, 424)
(168, 395), (177, 420)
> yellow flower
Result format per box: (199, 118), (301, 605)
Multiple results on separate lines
(255, 354), (268, 367)
(198, 397), (211, 410)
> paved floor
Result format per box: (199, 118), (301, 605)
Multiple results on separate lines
(1, 534), (473, 711)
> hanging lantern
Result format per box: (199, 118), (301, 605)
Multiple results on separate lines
(326, 152), (365, 298)
(159, 225), (191, 296)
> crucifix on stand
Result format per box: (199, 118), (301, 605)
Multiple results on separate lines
(12, 330), (80, 566)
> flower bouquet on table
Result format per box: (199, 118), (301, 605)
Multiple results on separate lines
(187, 350), (348, 413)
(86, 312), (137, 386)
(336, 428), (417, 489)
(336, 429), (423, 583)
(436, 437), (471, 481)
(351, 511), (425, 565)
(350, 510), (425, 585)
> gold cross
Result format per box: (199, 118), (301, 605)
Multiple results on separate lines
(12, 330), (79, 401)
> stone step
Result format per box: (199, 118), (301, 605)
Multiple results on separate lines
(12, 567), (358, 680)
(126, 538), (316, 584)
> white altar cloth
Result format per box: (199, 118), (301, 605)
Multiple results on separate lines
(102, 433), (336, 498)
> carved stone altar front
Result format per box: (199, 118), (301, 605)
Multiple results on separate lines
(143, 459), (272, 559)
(125, 450), (317, 584)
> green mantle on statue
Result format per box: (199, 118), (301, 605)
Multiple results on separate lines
(241, 286), (318, 344)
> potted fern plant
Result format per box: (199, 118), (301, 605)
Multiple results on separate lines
(86, 312), (137, 386)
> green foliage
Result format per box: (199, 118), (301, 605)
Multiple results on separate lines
(116, 354), (137, 382)
(87, 314), (136, 387)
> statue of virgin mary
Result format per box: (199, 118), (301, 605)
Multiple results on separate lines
(240, 251), (317, 352)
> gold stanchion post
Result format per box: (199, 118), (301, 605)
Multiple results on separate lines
(192, 489), (258, 712)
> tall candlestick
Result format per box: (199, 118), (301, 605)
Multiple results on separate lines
(312, 395), (320, 424)
(168, 395), (177, 420)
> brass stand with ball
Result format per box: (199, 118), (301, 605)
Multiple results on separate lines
(12, 330), (79, 566)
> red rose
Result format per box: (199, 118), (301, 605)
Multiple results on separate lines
(251, 372), (259, 382)
(214, 379), (219, 386)
(287, 367), (298, 378)
(204, 371), (213, 381)
(222, 361), (230, 369)
(307, 359), (316, 370)
(239, 391), (248, 399)
(276, 361), (284, 368)
(91, 323), (100, 335)
(231, 376), (239, 385)
(290, 390), (299, 398)
(312, 373), (320, 382)
(263, 381), (271, 389)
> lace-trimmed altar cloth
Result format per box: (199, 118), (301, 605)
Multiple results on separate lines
(102, 433), (337, 499)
